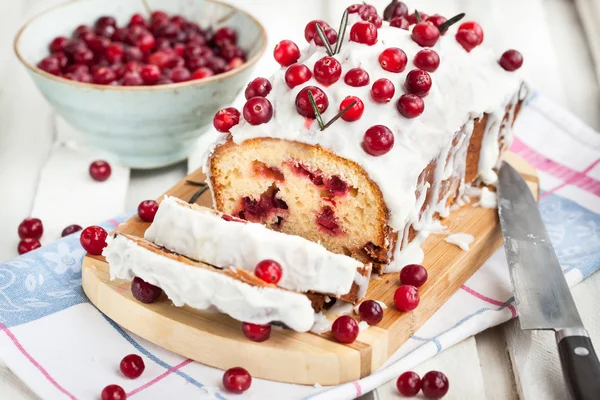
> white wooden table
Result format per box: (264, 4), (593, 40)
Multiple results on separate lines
(1, 0), (599, 399)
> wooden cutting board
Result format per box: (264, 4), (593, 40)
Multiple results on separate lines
(81, 152), (538, 386)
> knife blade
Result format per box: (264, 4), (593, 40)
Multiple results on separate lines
(498, 162), (600, 400)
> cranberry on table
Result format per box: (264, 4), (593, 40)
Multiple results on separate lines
(243, 97), (273, 125)
(304, 20), (330, 43)
(340, 96), (364, 122)
(101, 384), (126, 400)
(414, 49), (440, 72)
(371, 78), (395, 103)
(242, 322), (271, 342)
(383, 0), (409, 21)
(222, 367), (252, 394)
(80, 226), (108, 255)
(397, 371), (421, 397)
(400, 264), (428, 287)
(61, 224), (82, 237)
(18, 238), (41, 255)
(390, 17), (410, 30)
(394, 285), (420, 311)
(378, 47), (407, 73)
(245, 77), (272, 99)
(138, 200), (159, 222)
(295, 86), (329, 118)
(254, 259), (283, 284)
(455, 29), (480, 52)
(332, 315), (359, 343)
(131, 276), (162, 303)
(213, 107), (241, 132)
(273, 40), (300, 67)
(120, 354), (145, 379)
(313, 56), (342, 85)
(89, 160), (112, 182)
(405, 69), (432, 97)
(411, 22), (440, 47)
(421, 371), (449, 399)
(37, 56), (61, 76)
(350, 21), (378, 46)
(18, 218), (43, 240)
(499, 49), (523, 71)
(344, 68), (370, 87)
(396, 94), (424, 119)
(285, 64), (312, 89)
(458, 21), (484, 44)
(363, 125), (394, 156)
(358, 300), (383, 325)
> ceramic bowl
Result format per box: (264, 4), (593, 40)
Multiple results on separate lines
(14, 0), (267, 168)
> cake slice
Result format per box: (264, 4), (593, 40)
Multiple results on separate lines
(104, 233), (315, 332)
(144, 196), (371, 303)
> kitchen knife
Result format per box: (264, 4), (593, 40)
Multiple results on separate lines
(497, 162), (600, 400)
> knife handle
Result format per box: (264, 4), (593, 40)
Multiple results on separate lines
(556, 330), (600, 400)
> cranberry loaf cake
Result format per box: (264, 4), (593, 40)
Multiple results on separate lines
(144, 196), (371, 303)
(205, 6), (525, 273)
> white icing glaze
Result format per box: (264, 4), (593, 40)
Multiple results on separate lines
(145, 196), (363, 296)
(104, 235), (315, 332)
(474, 187), (498, 208)
(310, 311), (332, 334)
(358, 320), (370, 332)
(204, 14), (522, 271)
(444, 233), (475, 251)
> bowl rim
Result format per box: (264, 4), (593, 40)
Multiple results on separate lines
(13, 0), (268, 92)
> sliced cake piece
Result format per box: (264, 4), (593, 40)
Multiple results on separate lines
(104, 233), (315, 332)
(144, 196), (371, 303)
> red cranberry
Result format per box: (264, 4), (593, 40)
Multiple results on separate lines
(192, 67), (214, 80)
(18, 238), (41, 255)
(73, 25), (93, 39)
(455, 30), (479, 52)
(394, 285), (420, 311)
(206, 56), (227, 73)
(243, 97), (273, 125)
(105, 43), (124, 63)
(358, 4), (378, 19)
(213, 27), (238, 46)
(371, 78), (395, 103)
(358, 300), (383, 325)
(363, 14), (383, 28)
(422, 371), (449, 399)
(89, 160), (112, 181)
(95, 16), (116, 28)
(151, 11), (169, 22)
(101, 385), (126, 400)
(122, 70), (143, 86)
(396, 94), (424, 119)
(136, 33), (156, 53)
(458, 21), (484, 44)
(273, 40), (300, 67)
(347, 4), (362, 13)
(378, 47), (407, 73)
(80, 226), (108, 255)
(220, 44), (245, 62)
(18, 218), (43, 240)
(141, 64), (161, 84)
(88, 36), (111, 54)
(411, 22), (440, 47)
(171, 15), (186, 26)
(55, 52), (68, 68)
(304, 20), (330, 42)
(350, 21), (378, 45)
(95, 24), (116, 39)
(222, 367), (251, 394)
(384, 0), (409, 21)
(156, 76), (173, 85)
(295, 86), (329, 118)
(173, 43), (186, 57)
(129, 13), (146, 26)
(111, 27), (128, 43)
(340, 96), (364, 122)
(499, 49), (523, 71)
(314, 28), (338, 47)
(245, 77), (272, 99)
(79, 31), (96, 47)
(405, 69), (432, 97)
(363, 125), (394, 156)
(397, 371), (421, 397)
(73, 48), (94, 65)
(213, 107), (240, 132)
(131, 276), (162, 303)
(400, 264), (428, 287)
(61, 224), (82, 237)
(138, 200), (159, 222)
(406, 11), (429, 25)
(390, 17), (410, 30)
(428, 15), (448, 30)
(37, 56), (61, 76)
(242, 322), (271, 342)
(414, 49), (440, 72)
(66, 64), (89, 74)
(170, 66), (191, 83)
(332, 315), (359, 343)
(120, 354), (145, 379)
(344, 68), (369, 87)
(64, 39), (86, 55)
(254, 259), (282, 284)
(285, 64), (311, 88)
(313, 56), (342, 85)
(148, 50), (175, 69)
(49, 36), (68, 53)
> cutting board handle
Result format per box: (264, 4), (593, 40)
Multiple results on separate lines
(557, 331), (600, 400)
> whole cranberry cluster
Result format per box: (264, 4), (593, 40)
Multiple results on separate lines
(37, 11), (245, 86)
(397, 370), (450, 398)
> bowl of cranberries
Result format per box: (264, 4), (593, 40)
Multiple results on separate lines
(13, 0), (267, 168)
